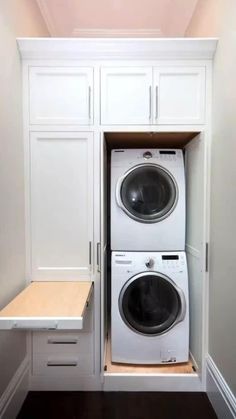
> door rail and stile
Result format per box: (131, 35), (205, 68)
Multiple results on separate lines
(0, 281), (93, 330)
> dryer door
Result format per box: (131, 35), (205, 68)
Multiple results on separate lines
(117, 164), (178, 223)
(119, 272), (186, 336)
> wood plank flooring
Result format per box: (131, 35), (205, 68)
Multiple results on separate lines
(17, 391), (217, 419)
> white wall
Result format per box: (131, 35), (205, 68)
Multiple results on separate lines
(186, 0), (236, 397)
(0, 0), (49, 397)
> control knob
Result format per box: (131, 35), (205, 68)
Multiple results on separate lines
(143, 151), (153, 159)
(145, 258), (155, 269)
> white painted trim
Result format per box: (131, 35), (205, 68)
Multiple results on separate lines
(206, 355), (236, 419)
(0, 356), (29, 418)
(189, 351), (199, 372)
(72, 29), (162, 38)
(30, 375), (102, 391)
(17, 38), (218, 61)
(186, 243), (201, 259)
(103, 374), (202, 392)
(36, 0), (57, 36)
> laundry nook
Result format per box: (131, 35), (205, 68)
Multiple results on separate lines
(0, 1), (235, 418)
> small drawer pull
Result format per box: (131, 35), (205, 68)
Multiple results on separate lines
(47, 338), (78, 345)
(47, 361), (78, 367)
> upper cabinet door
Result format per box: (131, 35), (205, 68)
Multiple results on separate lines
(29, 67), (93, 125)
(153, 67), (205, 125)
(30, 132), (93, 280)
(101, 67), (152, 125)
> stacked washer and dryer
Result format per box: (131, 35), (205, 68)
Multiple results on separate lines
(110, 149), (189, 364)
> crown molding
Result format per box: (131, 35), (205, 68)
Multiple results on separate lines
(72, 28), (162, 38)
(36, 0), (57, 36)
(17, 38), (218, 61)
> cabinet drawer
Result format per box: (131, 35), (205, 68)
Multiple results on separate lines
(33, 331), (93, 355)
(32, 353), (94, 377)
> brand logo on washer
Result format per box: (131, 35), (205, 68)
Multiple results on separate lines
(115, 254), (126, 257)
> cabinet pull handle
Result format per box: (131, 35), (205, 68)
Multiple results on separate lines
(47, 338), (78, 345)
(155, 85), (158, 120)
(149, 85), (152, 120)
(97, 242), (101, 273)
(89, 241), (92, 267)
(47, 361), (78, 367)
(88, 86), (91, 119)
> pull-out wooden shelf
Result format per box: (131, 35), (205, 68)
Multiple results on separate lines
(0, 281), (93, 330)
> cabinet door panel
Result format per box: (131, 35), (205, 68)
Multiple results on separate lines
(154, 67), (205, 125)
(101, 67), (152, 125)
(29, 67), (93, 125)
(30, 132), (93, 279)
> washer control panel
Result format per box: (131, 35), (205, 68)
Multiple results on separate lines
(141, 253), (186, 272)
(113, 252), (186, 275)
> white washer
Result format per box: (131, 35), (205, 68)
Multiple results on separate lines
(111, 149), (185, 251)
(111, 251), (189, 364)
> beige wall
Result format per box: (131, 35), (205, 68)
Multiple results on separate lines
(0, 0), (49, 398)
(186, 0), (236, 396)
(185, 0), (221, 37)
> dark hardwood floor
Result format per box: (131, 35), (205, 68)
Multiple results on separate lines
(17, 391), (217, 419)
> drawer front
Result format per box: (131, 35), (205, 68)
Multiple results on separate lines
(33, 353), (94, 377)
(33, 331), (93, 355)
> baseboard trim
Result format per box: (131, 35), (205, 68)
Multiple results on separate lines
(0, 356), (29, 419)
(30, 375), (102, 391)
(206, 355), (236, 419)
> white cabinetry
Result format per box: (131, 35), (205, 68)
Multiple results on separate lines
(101, 67), (152, 125)
(101, 66), (205, 125)
(29, 67), (93, 125)
(154, 67), (205, 125)
(30, 132), (94, 280)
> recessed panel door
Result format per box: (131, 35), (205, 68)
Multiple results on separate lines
(29, 67), (93, 125)
(30, 132), (93, 280)
(154, 67), (205, 125)
(101, 67), (152, 125)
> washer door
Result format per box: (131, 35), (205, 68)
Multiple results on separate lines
(119, 272), (186, 336)
(117, 164), (178, 223)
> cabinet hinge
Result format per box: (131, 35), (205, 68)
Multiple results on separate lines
(205, 242), (209, 272)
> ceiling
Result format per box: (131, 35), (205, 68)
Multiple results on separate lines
(36, 0), (198, 37)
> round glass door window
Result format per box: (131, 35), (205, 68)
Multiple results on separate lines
(119, 273), (183, 335)
(118, 164), (177, 223)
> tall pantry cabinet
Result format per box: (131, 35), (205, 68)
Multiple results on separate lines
(0, 38), (217, 392)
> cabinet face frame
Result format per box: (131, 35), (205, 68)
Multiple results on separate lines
(29, 66), (94, 125)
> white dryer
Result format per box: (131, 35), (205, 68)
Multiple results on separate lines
(111, 251), (189, 364)
(110, 149), (185, 251)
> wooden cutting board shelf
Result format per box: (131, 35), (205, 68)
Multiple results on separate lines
(0, 281), (93, 330)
